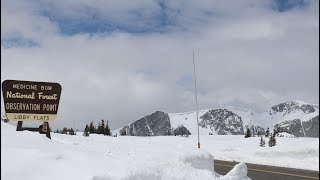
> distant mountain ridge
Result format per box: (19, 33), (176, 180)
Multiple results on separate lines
(114, 100), (319, 137)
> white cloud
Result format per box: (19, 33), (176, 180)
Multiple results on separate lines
(1, 0), (318, 130)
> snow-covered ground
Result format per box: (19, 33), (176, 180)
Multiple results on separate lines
(1, 122), (250, 180)
(2, 122), (318, 180)
(201, 135), (319, 171)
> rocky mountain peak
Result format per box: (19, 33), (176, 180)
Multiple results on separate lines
(199, 109), (244, 135)
(118, 111), (171, 136)
(202, 109), (240, 120)
(270, 100), (316, 114)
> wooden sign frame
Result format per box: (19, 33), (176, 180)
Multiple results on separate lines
(2, 80), (62, 139)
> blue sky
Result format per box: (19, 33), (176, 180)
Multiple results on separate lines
(2, 35), (39, 48)
(272, 0), (309, 12)
(1, 0), (313, 47)
(42, 0), (313, 34)
(1, 0), (319, 130)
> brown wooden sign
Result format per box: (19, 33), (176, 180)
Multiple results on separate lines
(2, 80), (62, 121)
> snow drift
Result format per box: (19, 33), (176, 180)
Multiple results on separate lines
(1, 122), (250, 180)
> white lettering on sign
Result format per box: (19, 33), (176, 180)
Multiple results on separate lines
(7, 91), (35, 99)
(12, 84), (37, 90)
(13, 114), (30, 120)
(38, 92), (58, 100)
(5, 103), (41, 111)
(41, 85), (52, 90)
(42, 104), (57, 111)
(33, 115), (50, 121)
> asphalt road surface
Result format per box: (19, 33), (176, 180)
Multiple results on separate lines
(214, 160), (319, 180)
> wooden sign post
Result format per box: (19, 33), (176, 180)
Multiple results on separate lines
(2, 80), (62, 139)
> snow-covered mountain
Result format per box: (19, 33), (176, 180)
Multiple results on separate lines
(118, 111), (171, 136)
(114, 100), (319, 137)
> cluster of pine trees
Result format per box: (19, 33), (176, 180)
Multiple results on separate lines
(245, 127), (271, 138)
(259, 130), (277, 147)
(245, 125), (267, 137)
(54, 127), (76, 135)
(244, 127), (277, 147)
(83, 119), (111, 137)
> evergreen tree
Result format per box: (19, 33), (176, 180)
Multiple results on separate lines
(272, 133), (277, 146)
(83, 131), (89, 137)
(245, 128), (251, 138)
(96, 119), (105, 135)
(83, 125), (89, 137)
(101, 119), (106, 135)
(259, 136), (265, 147)
(268, 133), (277, 147)
(62, 127), (68, 134)
(69, 128), (75, 135)
(96, 122), (101, 134)
(89, 122), (96, 134)
(265, 127), (270, 137)
(105, 120), (111, 136)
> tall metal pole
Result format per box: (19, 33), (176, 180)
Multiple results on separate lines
(193, 51), (200, 149)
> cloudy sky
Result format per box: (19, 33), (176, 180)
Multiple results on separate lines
(1, 0), (319, 130)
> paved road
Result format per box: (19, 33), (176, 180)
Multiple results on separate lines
(214, 160), (319, 180)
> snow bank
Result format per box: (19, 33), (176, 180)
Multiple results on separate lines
(1, 122), (251, 180)
(220, 163), (251, 180)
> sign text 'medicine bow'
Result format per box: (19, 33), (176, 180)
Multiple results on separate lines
(2, 80), (62, 121)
